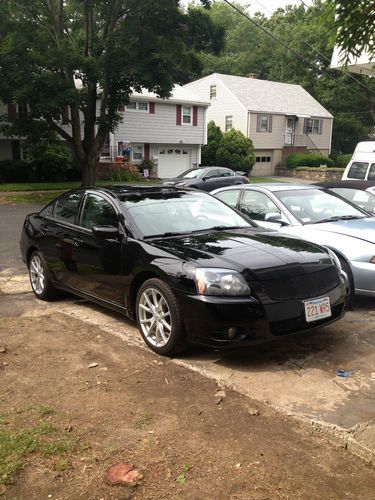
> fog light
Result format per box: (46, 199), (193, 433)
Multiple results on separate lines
(227, 327), (237, 338)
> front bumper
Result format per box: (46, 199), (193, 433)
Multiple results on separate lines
(176, 273), (349, 348)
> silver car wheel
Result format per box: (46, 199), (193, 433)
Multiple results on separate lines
(30, 254), (45, 295)
(138, 287), (172, 348)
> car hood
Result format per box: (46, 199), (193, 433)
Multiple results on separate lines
(150, 228), (333, 281)
(311, 217), (375, 243)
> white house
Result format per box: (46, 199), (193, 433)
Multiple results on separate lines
(0, 85), (209, 179)
(185, 73), (333, 176)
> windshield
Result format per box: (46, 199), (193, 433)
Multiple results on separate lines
(121, 191), (252, 237)
(330, 187), (375, 213)
(178, 168), (207, 179)
(275, 188), (367, 225)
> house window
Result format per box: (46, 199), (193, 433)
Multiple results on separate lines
(210, 85), (217, 99)
(306, 118), (322, 134)
(18, 104), (28, 120)
(138, 102), (148, 112)
(132, 144), (144, 161)
(255, 156), (271, 163)
(182, 106), (192, 125)
(257, 114), (272, 132)
(126, 102), (137, 110)
(225, 115), (233, 131)
(100, 134), (110, 157)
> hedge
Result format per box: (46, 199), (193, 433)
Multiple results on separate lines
(336, 154), (352, 168)
(286, 153), (335, 169)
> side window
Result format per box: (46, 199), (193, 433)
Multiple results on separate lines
(204, 169), (219, 179)
(347, 162), (368, 180)
(53, 192), (82, 224)
(218, 169), (233, 178)
(240, 191), (281, 221)
(80, 194), (119, 230)
(368, 163), (375, 180)
(215, 189), (241, 208)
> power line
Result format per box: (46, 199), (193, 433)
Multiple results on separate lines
(220, 0), (375, 101)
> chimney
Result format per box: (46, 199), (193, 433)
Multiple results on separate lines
(248, 73), (257, 79)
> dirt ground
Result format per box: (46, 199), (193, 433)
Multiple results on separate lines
(1, 312), (375, 499)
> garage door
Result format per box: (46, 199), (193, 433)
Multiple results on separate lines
(158, 147), (191, 178)
(252, 151), (273, 176)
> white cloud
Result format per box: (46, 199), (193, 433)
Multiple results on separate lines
(183, 0), (313, 17)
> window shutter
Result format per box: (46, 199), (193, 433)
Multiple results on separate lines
(319, 119), (323, 135)
(268, 115), (273, 133)
(176, 105), (182, 126)
(303, 118), (308, 134)
(193, 106), (198, 126)
(118, 104), (125, 112)
(256, 115), (261, 132)
(7, 104), (17, 122)
(149, 102), (155, 114)
(144, 143), (150, 160)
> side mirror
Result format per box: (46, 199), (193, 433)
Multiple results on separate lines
(264, 213), (290, 226)
(92, 225), (120, 239)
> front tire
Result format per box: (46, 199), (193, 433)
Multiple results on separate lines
(28, 251), (58, 301)
(136, 278), (188, 356)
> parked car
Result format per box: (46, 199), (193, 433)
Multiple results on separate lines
(160, 166), (248, 191)
(315, 180), (375, 214)
(20, 186), (348, 356)
(342, 141), (375, 181)
(212, 183), (375, 297)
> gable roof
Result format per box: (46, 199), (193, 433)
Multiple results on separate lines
(193, 73), (332, 118)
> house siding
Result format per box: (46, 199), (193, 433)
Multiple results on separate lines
(185, 76), (248, 135)
(114, 102), (206, 145)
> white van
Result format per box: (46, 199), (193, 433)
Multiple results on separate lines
(342, 141), (375, 180)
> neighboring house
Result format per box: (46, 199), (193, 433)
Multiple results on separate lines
(0, 85), (209, 178)
(185, 73), (333, 176)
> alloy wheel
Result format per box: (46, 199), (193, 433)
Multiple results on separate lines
(138, 287), (172, 348)
(30, 254), (45, 295)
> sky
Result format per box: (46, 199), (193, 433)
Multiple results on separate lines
(185, 0), (313, 17)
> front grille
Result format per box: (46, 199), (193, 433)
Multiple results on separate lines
(259, 267), (340, 301)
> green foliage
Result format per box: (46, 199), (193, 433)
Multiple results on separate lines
(198, 1), (375, 154)
(25, 143), (76, 182)
(201, 120), (223, 165)
(0, 160), (29, 183)
(0, 1), (223, 186)
(286, 153), (335, 169)
(109, 164), (139, 183)
(216, 128), (255, 174)
(336, 154), (352, 168)
(139, 159), (154, 174)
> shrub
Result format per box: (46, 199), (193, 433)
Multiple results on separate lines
(25, 143), (74, 181)
(201, 121), (223, 166)
(0, 160), (30, 182)
(336, 154), (352, 168)
(286, 153), (335, 169)
(109, 163), (139, 182)
(139, 159), (154, 175)
(216, 129), (255, 174)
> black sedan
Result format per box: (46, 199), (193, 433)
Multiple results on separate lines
(20, 186), (348, 356)
(315, 180), (375, 214)
(160, 166), (248, 191)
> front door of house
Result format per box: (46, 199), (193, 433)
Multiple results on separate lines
(285, 117), (295, 145)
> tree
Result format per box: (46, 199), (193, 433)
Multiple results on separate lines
(216, 129), (255, 174)
(327, 0), (375, 60)
(201, 120), (222, 165)
(0, 1), (223, 185)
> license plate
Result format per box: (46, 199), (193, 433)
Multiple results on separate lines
(304, 296), (331, 323)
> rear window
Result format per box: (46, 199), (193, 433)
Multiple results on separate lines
(347, 162), (368, 179)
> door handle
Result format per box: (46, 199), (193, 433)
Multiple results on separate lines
(73, 238), (84, 247)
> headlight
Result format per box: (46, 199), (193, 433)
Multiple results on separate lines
(325, 248), (342, 272)
(195, 268), (250, 296)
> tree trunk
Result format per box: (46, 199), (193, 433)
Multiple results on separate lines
(81, 155), (97, 186)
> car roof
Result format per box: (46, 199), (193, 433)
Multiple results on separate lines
(315, 180), (375, 190)
(229, 183), (320, 192)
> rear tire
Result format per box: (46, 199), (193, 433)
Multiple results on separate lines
(28, 251), (58, 301)
(338, 256), (355, 305)
(136, 278), (188, 356)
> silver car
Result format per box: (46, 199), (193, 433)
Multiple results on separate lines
(212, 183), (375, 297)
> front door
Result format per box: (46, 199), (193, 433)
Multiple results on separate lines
(285, 117), (295, 145)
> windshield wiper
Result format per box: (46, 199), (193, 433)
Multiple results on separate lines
(144, 231), (192, 239)
(312, 215), (366, 224)
(204, 225), (248, 231)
